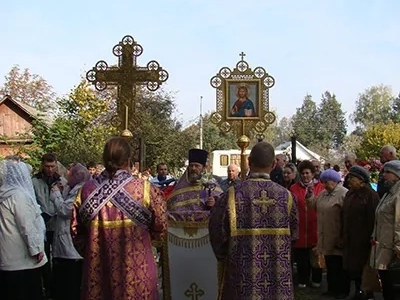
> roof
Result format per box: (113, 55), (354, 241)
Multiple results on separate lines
(0, 95), (52, 125)
(275, 140), (325, 162)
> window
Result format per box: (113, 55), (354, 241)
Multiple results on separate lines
(230, 154), (240, 166)
(220, 155), (229, 166)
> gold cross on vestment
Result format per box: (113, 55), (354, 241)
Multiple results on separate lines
(86, 35), (169, 131)
(184, 282), (205, 300)
(260, 278), (272, 289)
(239, 51), (246, 61)
(259, 250), (271, 262)
(253, 190), (276, 213)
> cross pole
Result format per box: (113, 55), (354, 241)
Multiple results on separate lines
(86, 35), (169, 133)
(239, 51), (246, 61)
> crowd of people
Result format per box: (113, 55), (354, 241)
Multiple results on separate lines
(0, 139), (399, 300)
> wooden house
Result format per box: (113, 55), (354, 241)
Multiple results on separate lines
(0, 95), (46, 157)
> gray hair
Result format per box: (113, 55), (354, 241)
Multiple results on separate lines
(382, 145), (397, 158)
(284, 162), (297, 174)
(344, 153), (357, 161)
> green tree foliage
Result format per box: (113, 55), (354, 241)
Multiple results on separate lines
(0, 65), (56, 111)
(292, 95), (318, 147)
(273, 116), (293, 146)
(316, 91), (347, 148)
(182, 113), (237, 153)
(357, 121), (400, 160)
(351, 85), (394, 130)
(133, 88), (196, 171)
(20, 81), (117, 168)
(391, 92), (400, 123)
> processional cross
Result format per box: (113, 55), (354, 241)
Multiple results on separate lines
(86, 35), (169, 133)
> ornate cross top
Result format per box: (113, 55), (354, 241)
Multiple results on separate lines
(86, 35), (169, 131)
(184, 283), (205, 300)
(253, 190), (276, 213)
(239, 51), (246, 61)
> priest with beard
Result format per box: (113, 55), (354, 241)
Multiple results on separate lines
(167, 149), (223, 222)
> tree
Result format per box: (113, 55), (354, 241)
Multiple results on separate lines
(316, 91), (347, 148)
(351, 85), (394, 130)
(340, 134), (362, 154)
(273, 116), (293, 146)
(391, 92), (400, 123)
(357, 121), (400, 160)
(182, 113), (237, 153)
(20, 81), (117, 168)
(292, 95), (318, 147)
(0, 65), (56, 111)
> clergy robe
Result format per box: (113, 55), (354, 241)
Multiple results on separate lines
(71, 170), (167, 300)
(209, 178), (299, 300)
(167, 171), (223, 222)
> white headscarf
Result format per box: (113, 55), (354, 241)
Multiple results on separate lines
(0, 160), (36, 204)
(0, 160), (46, 236)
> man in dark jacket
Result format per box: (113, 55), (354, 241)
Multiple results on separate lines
(270, 153), (286, 186)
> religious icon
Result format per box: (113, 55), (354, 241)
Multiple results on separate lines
(227, 82), (259, 118)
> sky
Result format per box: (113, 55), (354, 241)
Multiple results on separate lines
(1, 0), (400, 132)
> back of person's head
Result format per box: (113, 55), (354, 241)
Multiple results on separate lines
(68, 163), (91, 187)
(5, 155), (20, 162)
(103, 137), (132, 179)
(249, 142), (275, 169)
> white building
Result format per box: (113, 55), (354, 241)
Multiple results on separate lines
(210, 141), (324, 177)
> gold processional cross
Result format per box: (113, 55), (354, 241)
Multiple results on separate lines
(253, 190), (276, 214)
(86, 35), (169, 132)
(184, 283), (205, 300)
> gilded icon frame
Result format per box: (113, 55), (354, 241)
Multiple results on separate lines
(210, 55), (276, 139)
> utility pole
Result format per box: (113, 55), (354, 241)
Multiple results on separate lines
(199, 96), (203, 149)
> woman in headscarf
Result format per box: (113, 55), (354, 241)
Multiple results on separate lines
(50, 163), (91, 300)
(370, 160), (400, 300)
(290, 160), (325, 288)
(0, 160), (47, 300)
(306, 169), (350, 298)
(342, 166), (379, 299)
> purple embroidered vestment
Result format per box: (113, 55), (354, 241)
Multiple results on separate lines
(71, 170), (167, 300)
(209, 178), (299, 300)
(167, 171), (223, 222)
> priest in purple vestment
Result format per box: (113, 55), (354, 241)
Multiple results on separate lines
(209, 142), (299, 300)
(167, 149), (223, 222)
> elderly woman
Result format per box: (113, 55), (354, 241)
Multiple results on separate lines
(370, 160), (400, 300)
(306, 169), (350, 299)
(50, 163), (91, 300)
(283, 162), (298, 189)
(290, 160), (325, 288)
(306, 169), (350, 298)
(0, 160), (47, 300)
(342, 166), (379, 300)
